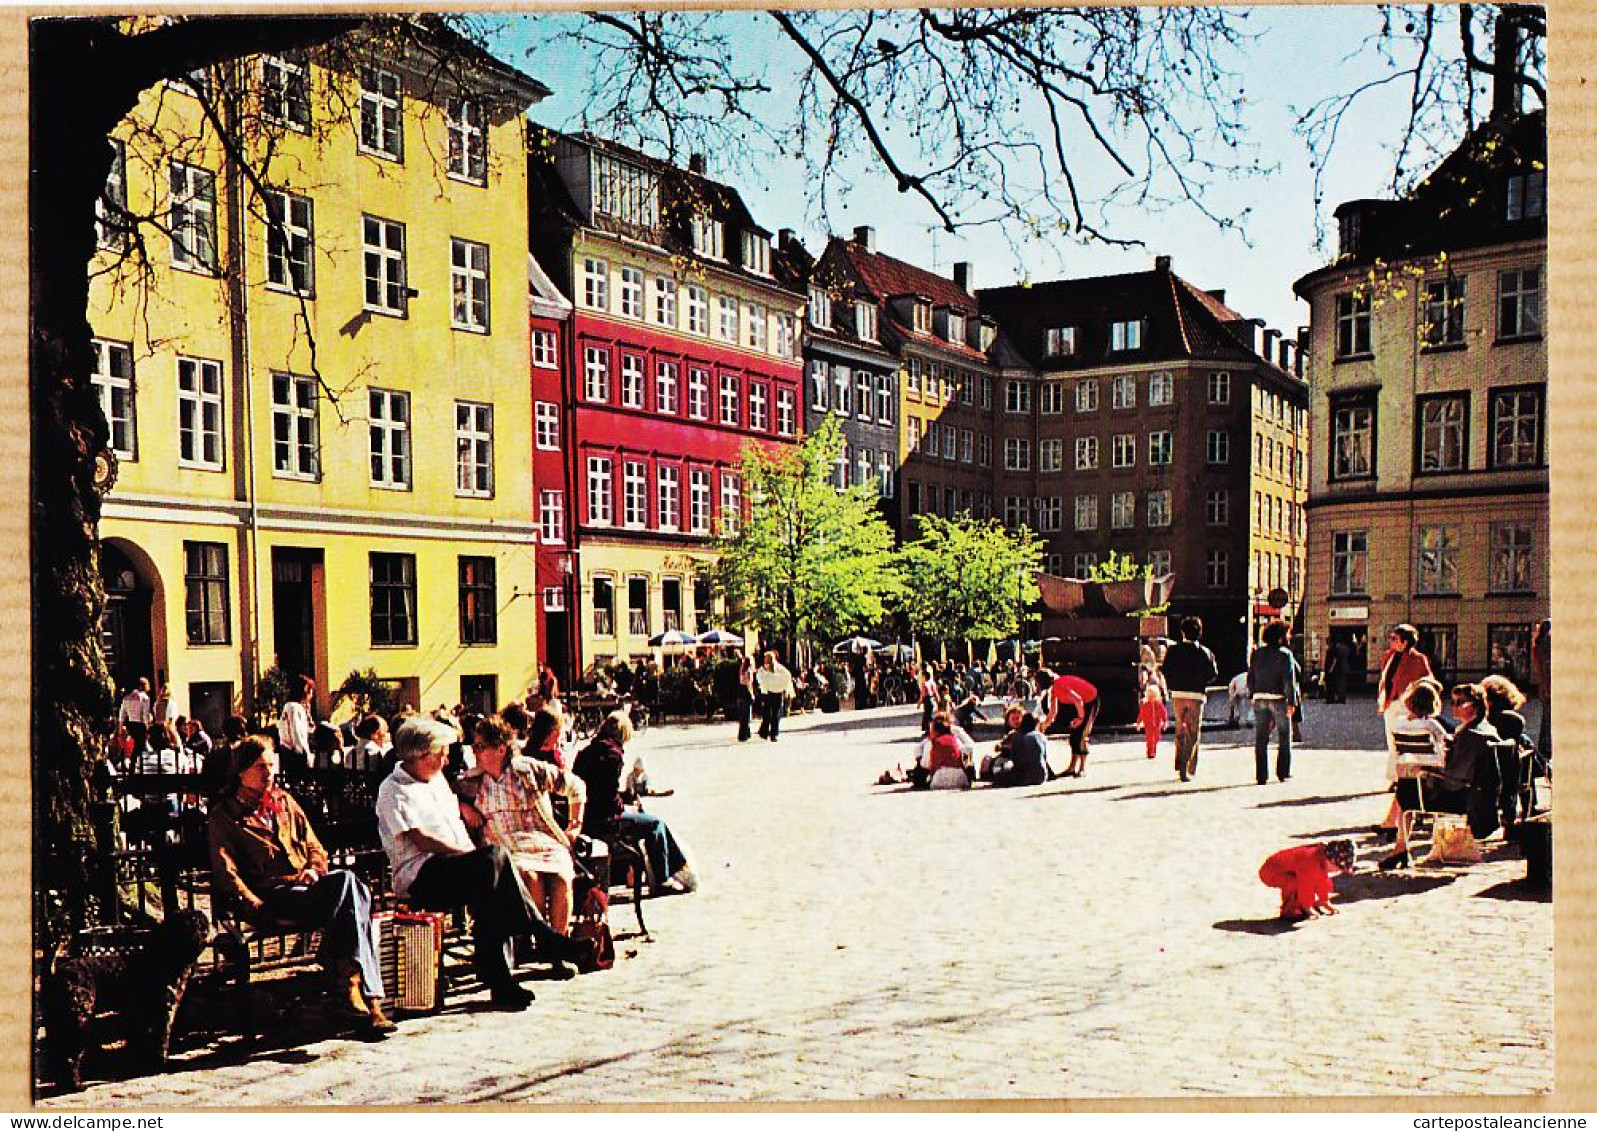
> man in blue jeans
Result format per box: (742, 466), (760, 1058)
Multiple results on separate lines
(1247, 619), (1303, 785)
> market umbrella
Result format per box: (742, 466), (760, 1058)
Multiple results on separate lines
(875, 644), (913, 661)
(832, 635), (884, 654)
(648, 630), (699, 648)
(696, 629), (744, 647)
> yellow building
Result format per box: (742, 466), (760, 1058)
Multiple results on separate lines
(90, 27), (550, 728)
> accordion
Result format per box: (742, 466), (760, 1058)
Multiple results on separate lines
(374, 910), (446, 1013)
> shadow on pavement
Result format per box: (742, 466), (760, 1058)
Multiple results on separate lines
(1475, 878), (1552, 903)
(1019, 784), (1121, 799)
(1291, 824), (1382, 840)
(1117, 783), (1259, 801)
(1253, 791), (1388, 809)
(1331, 871), (1455, 904)
(1213, 917), (1301, 936)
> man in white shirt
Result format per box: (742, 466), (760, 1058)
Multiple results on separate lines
(377, 717), (585, 1010)
(754, 651), (795, 742)
(118, 677), (153, 747)
(279, 676), (315, 771)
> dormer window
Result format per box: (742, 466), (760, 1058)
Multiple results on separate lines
(742, 231), (771, 276)
(808, 286), (831, 329)
(912, 300), (932, 333)
(1506, 170), (1546, 222)
(855, 301), (878, 342)
(945, 312), (965, 344)
(593, 152), (660, 228)
(1110, 319), (1143, 352)
(978, 321), (997, 351)
(1045, 326), (1077, 357)
(691, 212), (723, 259)
(1338, 211), (1362, 256)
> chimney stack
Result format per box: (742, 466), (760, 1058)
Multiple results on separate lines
(853, 225), (877, 252)
(1296, 326), (1310, 377)
(1206, 288), (1227, 305)
(1263, 327), (1282, 361)
(1278, 338), (1292, 370)
(953, 261), (974, 291)
(778, 228), (795, 248)
(1155, 254), (1172, 274)
(688, 153), (706, 174)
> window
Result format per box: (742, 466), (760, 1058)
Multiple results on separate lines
(1505, 170), (1546, 221)
(450, 238), (490, 332)
(1073, 379), (1100, 415)
(618, 267), (643, 319)
(259, 189), (317, 296)
(583, 258), (609, 310)
(96, 140), (128, 251)
(904, 357), (922, 395)
(171, 356), (225, 470)
(1416, 525), (1459, 594)
(1491, 387), (1543, 467)
(688, 369), (709, 419)
(1004, 437), (1031, 472)
(775, 314), (798, 360)
(1418, 394), (1467, 473)
(539, 489), (565, 544)
(1110, 491), (1135, 530)
(532, 328), (558, 368)
(809, 287), (831, 329)
(1111, 433), (1136, 469)
(1148, 549), (1172, 576)
(1208, 371), (1231, 405)
(358, 68), (403, 160)
(1074, 494), (1098, 531)
(777, 388), (796, 436)
(587, 456), (613, 525)
(718, 296), (739, 341)
(1004, 496), (1029, 528)
(1499, 268), (1542, 339)
(446, 97), (486, 184)
(455, 401), (494, 498)
(583, 346), (611, 402)
(1005, 380), (1033, 414)
(718, 375), (740, 426)
(1111, 374), (1136, 410)
(907, 418), (923, 455)
(1205, 489), (1228, 526)
(749, 383), (769, 431)
(945, 313), (966, 344)
(1423, 277), (1466, 347)
(835, 442), (850, 488)
(1073, 552), (1098, 576)
(369, 388), (412, 488)
(370, 552), (417, 646)
(623, 461), (647, 528)
(1039, 383), (1064, 415)
(259, 53), (311, 129)
(1039, 438), (1063, 472)
(1206, 430), (1230, 466)
(1331, 396), (1375, 480)
(744, 303), (767, 352)
(1335, 292), (1373, 358)
(169, 163), (217, 270)
(592, 576), (615, 637)
(959, 428), (973, 464)
(1148, 431), (1173, 466)
(856, 302), (878, 341)
(1489, 624), (1534, 687)
(592, 153), (660, 228)
(1110, 319), (1142, 351)
(847, 370), (867, 422)
(271, 372), (319, 480)
(980, 376), (993, 410)
(620, 354), (644, 409)
(183, 542), (230, 645)
(655, 361), (679, 415)
(689, 470), (711, 534)
(657, 465), (680, 531)
(1148, 371), (1174, 407)
(685, 285), (708, 335)
(1045, 326), (1076, 357)
(661, 577), (684, 632)
(875, 374), (893, 424)
(1205, 549), (1229, 589)
(691, 212), (723, 258)
(1147, 489), (1172, 528)
(362, 215), (407, 316)
(91, 338), (136, 459)
(1490, 522), (1534, 592)
(741, 231), (771, 276)
(1037, 497), (1063, 532)
(720, 473), (742, 535)
(877, 450), (894, 498)
(810, 361), (830, 409)
(1074, 436), (1099, 471)
(978, 434), (991, 467)
(458, 557), (497, 645)
(692, 577), (714, 634)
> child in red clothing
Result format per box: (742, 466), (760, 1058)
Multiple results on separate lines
(1258, 840), (1356, 920)
(1136, 681), (1169, 760)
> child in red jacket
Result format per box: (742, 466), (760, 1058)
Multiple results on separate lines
(1136, 681), (1169, 760)
(1259, 840), (1357, 920)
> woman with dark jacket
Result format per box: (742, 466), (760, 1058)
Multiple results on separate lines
(1481, 674), (1530, 828)
(573, 712), (694, 895)
(1381, 682), (1502, 870)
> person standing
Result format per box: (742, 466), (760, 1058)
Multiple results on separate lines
(1162, 616), (1219, 783)
(1376, 625), (1433, 780)
(1531, 619), (1551, 760)
(754, 651), (795, 742)
(1323, 640), (1350, 704)
(733, 656), (755, 743)
(117, 677), (153, 751)
(1247, 620), (1302, 785)
(278, 675), (315, 773)
(1042, 670), (1100, 778)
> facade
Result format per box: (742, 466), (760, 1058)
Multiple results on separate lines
(528, 135), (804, 673)
(527, 253), (577, 686)
(979, 257), (1308, 674)
(1295, 110), (1548, 688)
(90, 31), (550, 730)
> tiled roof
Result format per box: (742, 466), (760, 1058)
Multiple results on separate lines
(828, 239), (995, 363)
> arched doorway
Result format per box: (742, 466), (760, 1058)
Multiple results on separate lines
(100, 539), (159, 697)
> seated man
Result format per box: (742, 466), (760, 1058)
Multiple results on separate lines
(377, 717), (586, 1011)
(207, 737), (395, 1036)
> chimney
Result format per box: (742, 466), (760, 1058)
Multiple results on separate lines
(953, 261), (974, 291)
(1296, 326), (1310, 377)
(1491, 11), (1523, 120)
(853, 225), (876, 252)
(1206, 288), (1226, 305)
(688, 153), (706, 174)
(1263, 327), (1281, 359)
(778, 228), (795, 248)
(1278, 338), (1292, 370)
(1155, 254), (1172, 274)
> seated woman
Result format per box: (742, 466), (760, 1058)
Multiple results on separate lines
(1377, 679), (1447, 837)
(1481, 673), (1530, 828)
(207, 737), (394, 1035)
(524, 704), (568, 769)
(1382, 682), (1502, 870)
(990, 712), (1050, 789)
(574, 712), (695, 895)
(456, 715), (587, 937)
(924, 713), (971, 791)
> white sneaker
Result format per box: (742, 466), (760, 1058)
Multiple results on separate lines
(667, 865), (698, 892)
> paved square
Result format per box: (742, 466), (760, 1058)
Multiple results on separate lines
(49, 700), (1552, 1106)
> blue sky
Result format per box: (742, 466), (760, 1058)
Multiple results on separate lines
(489, 7), (1473, 336)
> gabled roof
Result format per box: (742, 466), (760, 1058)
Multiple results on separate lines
(826, 238), (995, 363)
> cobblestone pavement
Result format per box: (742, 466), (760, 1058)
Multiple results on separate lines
(51, 697), (1552, 1107)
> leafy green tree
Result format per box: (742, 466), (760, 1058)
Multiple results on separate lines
(709, 417), (902, 658)
(898, 514), (1044, 645)
(1087, 550), (1171, 616)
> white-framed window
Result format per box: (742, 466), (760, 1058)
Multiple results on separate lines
(535, 400), (560, 450)
(1039, 437), (1063, 472)
(358, 67), (403, 161)
(91, 338), (136, 459)
(907, 417), (922, 455)
(921, 420), (935, 458)
(539, 489), (566, 544)
(657, 465), (681, 531)
(1335, 292), (1373, 357)
(271, 371), (320, 481)
(169, 162), (217, 271)
(1146, 489), (1172, 528)
(980, 376), (993, 410)
(1499, 268), (1543, 339)
(810, 360), (829, 409)
(583, 258), (609, 310)
(543, 586), (567, 613)
(856, 302), (878, 341)
(1111, 374), (1136, 410)
(776, 388), (796, 436)
(717, 296), (739, 341)
(619, 354), (645, 409)
(1004, 437), (1030, 471)
(688, 368), (710, 419)
(960, 371), (973, 405)
(749, 383), (769, 431)
(719, 374), (740, 426)
(741, 230), (771, 276)
(691, 212), (723, 259)
(449, 238), (490, 332)
(1491, 386), (1543, 468)
(945, 312), (966, 344)
(455, 401), (495, 498)
(592, 153), (660, 227)
(1073, 494), (1098, 531)
(623, 460), (647, 528)
(1423, 276), (1467, 347)
(1006, 380), (1033, 415)
(653, 277), (677, 327)
(655, 361), (680, 415)
(876, 450), (894, 498)
(261, 52), (310, 131)
(941, 426), (957, 462)
(1205, 489), (1228, 526)
(1205, 549), (1229, 588)
(689, 469), (712, 534)
(913, 301), (932, 334)
(744, 303), (767, 352)
(618, 267), (643, 319)
(1039, 383), (1065, 415)
(369, 387), (411, 489)
(1111, 433), (1135, 469)
(1489, 521), (1534, 592)
(960, 428), (974, 464)
(584, 346), (611, 403)
(1206, 430), (1230, 465)
(1037, 496), (1063, 532)
(835, 442), (851, 489)
(833, 365), (851, 416)
(1110, 491), (1135, 530)
(587, 457), (613, 526)
(1505, 170), (1546, 222)
(96, 139), (128, 251)
(532, 328), (558, 368)
(1003, 496), (1029, 529)
(685, 284), (708, 335)
(905, 357), (922, 395)
(1075, 378), (1099, 413)
(1045, 326), (1077, 357)
(446, 96), (486, 184)
(1148, 431), (1173, 465)
(1110, 319), (1143, 351)
(1073, 436), (1099, 471)
(1331, 399), (1375, 479)
(1330, 531), (1367, 595)
(720, 472), (742, 535)
(856, 448), (872, 488)
(1208, 371), (1231, 405)
(875, 374), (893, 424)
(809, 287), (831, 329)
(176, 356), (224, 470)
(591, 574), (615, 636)
(362, 214), (406, 316)
(977, 434), (992, 467)
(264, 189), (314, 296)
(1148, 371), (1174, 407)
(854, 370), (871, 421)
(1073, 552), (1098, 576)
(1148, 549), (1173, 576)
(1417, 525), (1460, 594)
(775, 314), (798, 360)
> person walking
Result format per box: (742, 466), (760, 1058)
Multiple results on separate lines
(754, 650), (795, 742)
(1376, 624), (1433, 781)
(1162, 615), (1219, 782)
(734, 655), (755, 742)
(1247, 619), (1302, 785)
